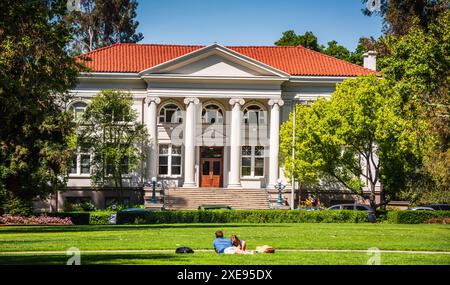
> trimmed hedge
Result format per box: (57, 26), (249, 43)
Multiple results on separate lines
(46, 210), (450, 225)
(48, 212), (114, 225)
(48, 212), (90, 225)
(387, 210), (450, 224)
(116, 210), (370, 224)
(89, 212), (115, 225)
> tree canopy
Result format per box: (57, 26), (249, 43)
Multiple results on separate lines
(274, 30), (362, 64)
(77, 90), (148, 201)
(66, 0), (144, 54)
(362, 0), (449, 36)
(275, 30), (323, 51)
(0, 0), (82, 214)
(380, 11), (450, 203)
(280, 76), (418, 209)
(323, 40), (352, 62)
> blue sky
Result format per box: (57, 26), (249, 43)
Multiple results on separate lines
(136, 0), (383, 51)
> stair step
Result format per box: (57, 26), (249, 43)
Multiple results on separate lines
(158, 188), (270, 210)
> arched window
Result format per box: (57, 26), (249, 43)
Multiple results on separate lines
(69, 101), (88, 121)
(243, 105), (265, 125)
(202, 104), (223, 124)
(159, 103), (183, 124)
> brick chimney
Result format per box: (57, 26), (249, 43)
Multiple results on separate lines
(363, 51), (377, 71)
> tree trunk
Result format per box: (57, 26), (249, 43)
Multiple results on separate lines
(379, 184), (386, 210)
(88, 26), (94, 52)
(298, 181), (302, 208)
(117, 165), (124, 205)
(368, 181), (377, 210)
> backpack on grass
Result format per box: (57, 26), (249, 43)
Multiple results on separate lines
(175, 247), (194, 254)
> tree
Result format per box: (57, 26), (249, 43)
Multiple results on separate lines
(323, 40), (352, 62)
(66, 0), (143, 54)
(275, 30), (323, 51)
(77, 90), (148, 204)
(280, 76), (418, 209)
(0, 0), (82, 215)
(298, 31), (323, 51)
(274, 30), (300, 46)
(275, 30), (360, 63)
(362, 0), (449, 36)
(381, 11), (450, 202)
(349, 37), (385, 65)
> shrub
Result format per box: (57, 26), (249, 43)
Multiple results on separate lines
(375, 210), (388, 222)
(66, 201), (96, 212)
(106, 204), (127, 212)
(0, 195), (33, 216)
(89, 211), (114, 225)
(0, 214), (72, 225)
(116, 211), (148, 224)
(48, 212), (90, 225)
(116, 210), (370, 225)
(387, 210), (450, 224)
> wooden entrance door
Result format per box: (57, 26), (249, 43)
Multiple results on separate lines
(200, 158), (222, 188)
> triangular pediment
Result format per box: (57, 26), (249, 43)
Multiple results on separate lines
(167, 54), (265, 77)
(140, 44), (290, 78)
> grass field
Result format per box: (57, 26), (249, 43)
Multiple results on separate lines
(0, 223), (449, 265)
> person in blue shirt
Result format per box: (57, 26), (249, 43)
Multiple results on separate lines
(213, 230), (232, 253)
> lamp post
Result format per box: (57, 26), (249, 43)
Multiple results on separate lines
(151, 177), (157, 204)
(291, 99), (297, 210)
(275, 178), (286, 207)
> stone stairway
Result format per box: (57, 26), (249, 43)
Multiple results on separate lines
(163, 188), (271, 210)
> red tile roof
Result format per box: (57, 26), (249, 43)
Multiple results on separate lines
(78, 43), (376, 77)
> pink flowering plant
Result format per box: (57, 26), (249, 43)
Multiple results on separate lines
(0, 215), (73, 225)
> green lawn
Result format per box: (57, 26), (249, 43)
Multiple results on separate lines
(0, 223), (449, 265)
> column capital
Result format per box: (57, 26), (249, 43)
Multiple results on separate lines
(268, 99), (284, 107)
(145, 96), (161, 105)
(184, 97), (200, 105)
(229, 98), (245, 106)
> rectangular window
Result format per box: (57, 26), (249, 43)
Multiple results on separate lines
(121, 156), (129, 174)
(254, 158), (264, 176)
(241, 146), (265, 177)
(254, 146), (264, 177)
(80, 154), (91, 174)
(241, 146), (252, 176)
(69, 155), (77, 174)
(158, 144), (182, 176)
(242, 157), (251, 176)
(158, 145), (169, 175)
(70, 145), (91, 175)
(171, 146), (182, 175)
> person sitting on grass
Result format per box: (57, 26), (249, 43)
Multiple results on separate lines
(231, 234), (247, 251)
(213, 230), (232, 254)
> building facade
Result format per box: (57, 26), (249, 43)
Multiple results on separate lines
(42, 43), (378, 211)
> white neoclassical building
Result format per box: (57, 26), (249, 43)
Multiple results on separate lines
(49, 43), (378, 210)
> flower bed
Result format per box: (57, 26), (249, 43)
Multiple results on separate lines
(0, 215), (73, 225)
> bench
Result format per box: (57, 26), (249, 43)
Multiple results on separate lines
(198, 204), (233, 210)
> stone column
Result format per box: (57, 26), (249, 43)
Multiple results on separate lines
(228, 98), (245, 188)
(144, 96), (161, 182)
(268, 99), (284, 188)
(183, 97), (199, 188)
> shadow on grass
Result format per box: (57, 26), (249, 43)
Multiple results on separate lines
(0, 224), (289, 234)
(0, 253), (187, 265)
